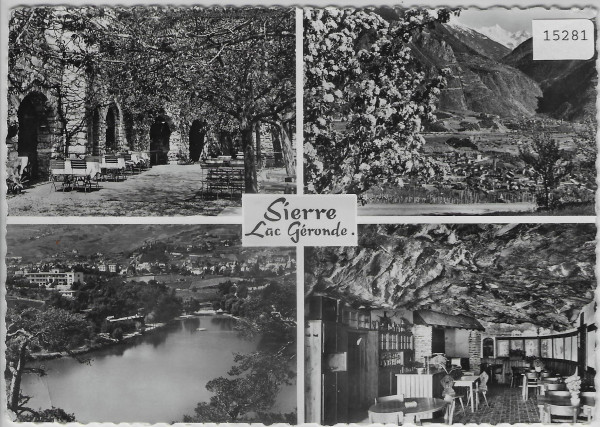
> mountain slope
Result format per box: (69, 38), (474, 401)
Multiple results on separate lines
(306, 224), (595, 330)
(503, 37), (597, 121)
(446, 23), (511, 60)
(412, 23), (542, 117)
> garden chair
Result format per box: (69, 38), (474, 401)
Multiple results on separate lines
(49, 159), (70, 192)
(71, 159), (93, 192)
(545, 383), (567, 392)
(510, 367), (524, 387)
(543, 404), (579, 423)
(521, 372), (539, 401)
(421, 401), (454, 425)
(368, 410), (403, 425)
(580, 391), (596, 423)
(229, 165), (245, 199)
(120, 153), (138, 174)
(103, 155), (125, 181)
(476, 371), (490, 408)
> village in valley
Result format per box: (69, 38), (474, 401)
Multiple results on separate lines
(6, 226), (295, 308)
(367, 115), (593, 206)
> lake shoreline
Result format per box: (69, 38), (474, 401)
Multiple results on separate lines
(30, 312), (242, 361)
(30, 321), (171, 361)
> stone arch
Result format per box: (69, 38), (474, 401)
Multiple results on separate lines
(188, 119), (207, 162)
(149, 115), (171, 165)
(16, 92), (58, 180)
(105, 104), (120, 152)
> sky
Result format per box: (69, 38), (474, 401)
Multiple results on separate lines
(451, 7), (597, 33)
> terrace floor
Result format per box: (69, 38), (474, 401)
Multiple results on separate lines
(452, 385), (541, 424)
(348, 385), (542, 425)
(7, 164), (293, 217)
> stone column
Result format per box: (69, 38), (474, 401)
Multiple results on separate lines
(468, 330), (482, 373)
(168, 130), (182, 164)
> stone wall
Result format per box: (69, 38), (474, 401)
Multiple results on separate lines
(413, 324), (432, 364)
(8, 28), (215, 175)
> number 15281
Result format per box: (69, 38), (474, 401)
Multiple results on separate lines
(543, 29), (589, 41)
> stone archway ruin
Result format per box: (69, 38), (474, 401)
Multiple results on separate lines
(16, 92), (58, 180)
(105, 104), (120, 152)
(149, 116), (171, 165)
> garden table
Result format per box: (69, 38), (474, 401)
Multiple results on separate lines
(369, 397), (447, 424)
(64, 160), (101, 178)
(537, 394), (595, 423)
(454, 375), (480, 411)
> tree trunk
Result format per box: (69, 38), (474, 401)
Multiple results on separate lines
(217, 131), (234, 157)
(242, 120), (258, 193)
(8, 341), (28, 414)
(278, 122), (295, 177)
(270, 125), (283, 164)
(255, 123), (261, 170)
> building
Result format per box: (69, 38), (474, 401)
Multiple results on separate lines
(125, 275), (157, 283)
(26, 269), (84, 289)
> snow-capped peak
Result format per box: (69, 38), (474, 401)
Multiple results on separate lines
(470, 24), (531, 49)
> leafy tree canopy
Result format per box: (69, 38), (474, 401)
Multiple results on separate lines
(183, 351), (295, 423)
(519, 132), (573, 209)
(304, 8), (454, 200)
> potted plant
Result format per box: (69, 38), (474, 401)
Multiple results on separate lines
(509, 348), (525, 361)
(431, 355), (455, 402)
(565, 374), (581, 406)
(533, 358), (545, 372)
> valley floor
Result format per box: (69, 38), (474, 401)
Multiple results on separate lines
(359, 202), (536, 216)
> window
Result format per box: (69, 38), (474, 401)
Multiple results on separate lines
(564, 338), (572, 361)
(553, 337), (564, 359)
(525, 339), (538, 357)
(432, 327), (445, 354)
(541, 339), (552, 358)
(497, 340), (509, 357)
(587, 330), (595, 368)
(571, 336), (578, 362)
(483, 337), (494, 357)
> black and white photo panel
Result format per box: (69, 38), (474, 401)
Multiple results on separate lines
(5, 224), (297, 423)
(304, 7), (596, 216)
(305, 223), (596, 424)
(7, 6), (296, 217)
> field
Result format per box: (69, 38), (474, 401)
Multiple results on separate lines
(363, 111), (593, 214)
(157, 274), (245, 302)
(157, 273), (292, 302)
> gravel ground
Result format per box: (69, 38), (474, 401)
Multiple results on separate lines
(8, 164), (293, 217)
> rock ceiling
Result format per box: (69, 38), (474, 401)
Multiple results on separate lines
(305, 224), (596, 330)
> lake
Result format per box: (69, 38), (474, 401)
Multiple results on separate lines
(21, 316), (296, 423)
